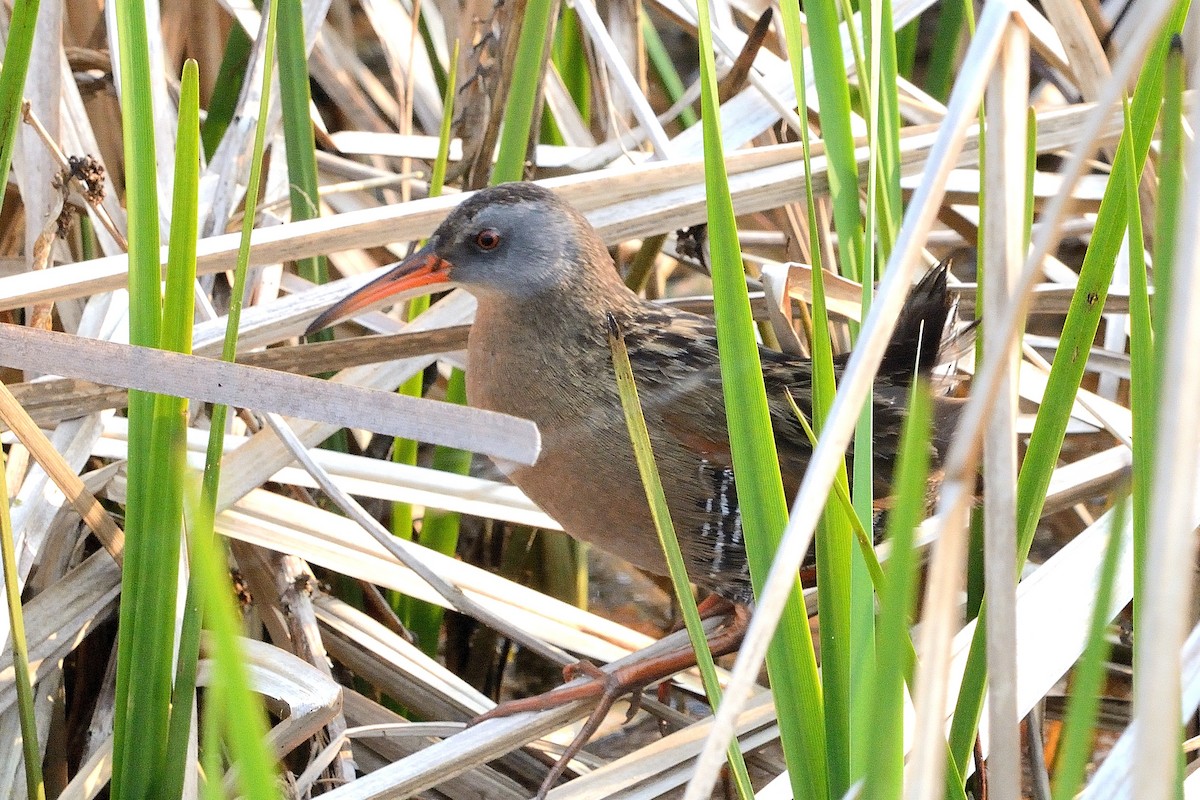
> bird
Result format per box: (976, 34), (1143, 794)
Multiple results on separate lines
(308, 182), (965, 797)
(308, 181), (962, 608)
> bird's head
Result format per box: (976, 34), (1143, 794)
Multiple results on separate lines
(307, 183), (604, 334)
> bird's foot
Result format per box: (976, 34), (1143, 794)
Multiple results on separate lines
(530, 665), (645, 799)
(472, 608), (750, 798)
(469, 658), (650, 799)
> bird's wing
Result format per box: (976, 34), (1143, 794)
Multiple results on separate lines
(620, 308), (728, 455)
(620, 307), (817, 484)
(621, 301), (939, 493)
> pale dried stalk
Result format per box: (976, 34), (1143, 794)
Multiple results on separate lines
(981, 19), (1030, 800)
(1132, 44), (1200, 800)
(0, 379), (124, 561)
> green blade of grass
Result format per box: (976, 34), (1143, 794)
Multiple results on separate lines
(188, 492), (282, 800)
(392, 43), (466, 655)
(416, 12), (449, 97)
(493, 0), (555, 184)
(692, 2), (827, 799)
(802, 0), (864, 283)
(772, 34), (878, 767)
(895, 16), (918, 79)
(861, 0), (903, 259)
(1120, 34), (1188, 795)
(0, 3), (43, 794)
(608, 315), (754, 800)
(641, 13), (697, 128)
(110, 0), (173, 794)
(400, 37), (483, 638)
(775, 7), (844, 795)
(1124, 90), (1154, 655)
(429, 41), (460, 199)
(278, 0), (330, 326)
(272, 0), (342, 462)
(159, 65), (201, 356)
(810, 254), (856, 798)
(854, 19), (882, 738)
(925, 1), (965, 102)
(400, 369), (472, 650)
(855, 0), (905, 777)
(0, 447), (44, 799)
(786, 393), (968, 800)
(864, 384), (932, 800)
(855, 14), (883, 783)
(199, 672), (225, 800)
(154, 58), (203, 799)
(1151, 34), (1184, 364)
(0, 0), (41, 221)
(774, 6), (824, 273)
(390, 35), (459, 510)
(1049, 500), (1127, 800)
(624, 233), (670, 294)
(553, 7), (590, 121)
(187, 0), (287, 790)
(199, 22), (252, 159)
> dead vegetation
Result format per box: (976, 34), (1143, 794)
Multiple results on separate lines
(0, 0), (1196, 798)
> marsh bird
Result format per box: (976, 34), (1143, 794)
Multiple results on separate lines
(309, 182), (963, 794)
(310, 182), (960, 603)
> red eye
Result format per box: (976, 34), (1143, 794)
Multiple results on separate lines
(475, 229), (501, 250)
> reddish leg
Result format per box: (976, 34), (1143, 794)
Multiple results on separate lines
(472, 606), (750, 799)
(656, 593), (739, 707)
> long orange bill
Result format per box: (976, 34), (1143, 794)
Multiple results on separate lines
(305, 243), (453, 335)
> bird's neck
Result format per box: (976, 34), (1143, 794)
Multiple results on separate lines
(465, 269), (640, 419)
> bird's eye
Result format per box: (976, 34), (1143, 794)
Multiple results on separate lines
(475, 229), (501, 251)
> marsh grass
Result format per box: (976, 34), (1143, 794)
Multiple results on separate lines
(0, 0), (1193, 797)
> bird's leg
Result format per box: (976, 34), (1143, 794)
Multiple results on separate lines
(528, 667), (632, 799)
(563, 659), (645, 720)
(694, 593), (738, 620)
(473, 605), (747, 723)
(472, 607), (749, 798)
(656, 594), (737, 707)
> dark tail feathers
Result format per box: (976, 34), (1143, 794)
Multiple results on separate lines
(878, 259), (960, 381)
